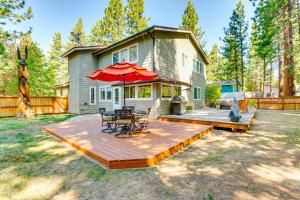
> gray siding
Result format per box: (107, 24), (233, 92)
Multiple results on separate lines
(155, 31), (206, 110)
(68, 53), (80, 114)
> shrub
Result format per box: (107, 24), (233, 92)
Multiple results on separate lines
(185, 103), (193, 111)
(206, 85), (221, 106)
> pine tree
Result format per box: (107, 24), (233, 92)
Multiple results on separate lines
(19, 34), (55, 96)
(207, 44), (225, 81)
(49, 32), (68, 85)
(90, 0), (125, 44)
(180, 0), (205, 47)
(125, 0), (149, 35)
(67, 18), (87, 48)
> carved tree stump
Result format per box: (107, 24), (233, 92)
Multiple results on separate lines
(16, 47), (35, 118)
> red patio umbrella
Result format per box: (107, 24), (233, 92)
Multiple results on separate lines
(87, 62), (157, 107)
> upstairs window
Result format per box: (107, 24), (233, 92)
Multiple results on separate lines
(193, 60), (204, 74)
(182, 53), (188, 67)
(113, 52), (119, 64)
(112, 44), (138, 64)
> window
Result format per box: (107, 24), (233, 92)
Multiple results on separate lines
(106, 87), (112, 100)
(193, 87), (201, 100)
(89, 87), (96, 105)
(162, 85), (172, 98)
(193, 60), (204, 73)
(113, 52), (119, 64)
(112, 44), (138, 64)
(173, 86), (181, 96)
(99, 87), (112, 101)
(138, 85), (152, 99)
(182, 53), (188, 67)
(120, 49), (128, 62)
(129, 45), (138, 62)
(125, 86), (135, 98)
(100, 87), (106, 100)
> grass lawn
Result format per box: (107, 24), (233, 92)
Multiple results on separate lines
(0, 110), (299, 200)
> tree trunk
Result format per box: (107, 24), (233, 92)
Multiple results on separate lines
(278, 42), (283, 97)
(282, 0), (296, 96)
(270, 62), (273, 97)
(262, 58), (266, 97)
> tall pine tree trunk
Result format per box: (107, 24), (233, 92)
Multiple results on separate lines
(278, 43), (283, 97)
(270, 62), (273, 97)
(282, 0), (295, 96)
(262, 58), (266, 97)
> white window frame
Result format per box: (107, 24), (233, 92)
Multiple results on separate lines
(111, 43), (139, 64)
(161, 84), (182, 99)
(193, 87), (201, 100)
(136, 83), (153, 100)
(89, 86), (97, 105)
(99, 86), (112, 101)
(124, 85), (136, 99)
(182, 53), (188, 67)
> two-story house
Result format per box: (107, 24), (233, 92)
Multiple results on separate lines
(62, 25), (209, 118)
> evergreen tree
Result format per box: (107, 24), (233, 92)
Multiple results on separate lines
(19, 34), (55, 96)
(207, 44), (225, 81)
(67, 18), (87, 48)
(49, 32), (68, 85)
(125, 0), (149, 35)
(221, 0), (248, 91)
(180, 0), (205, 47)
(90, 0), (125, 44)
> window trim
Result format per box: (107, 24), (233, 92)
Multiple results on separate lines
(161, 84), (182, 100)
(124, 85), (136, 99)
(89, 86), (97, 105)
(193, 87), (201, 100)
(136, 83), (153, 100)
(182, 53), (188, 67)
(111, 43), (139, 64)
(193, 59), (205, 74)
(99, 86), (112, 101)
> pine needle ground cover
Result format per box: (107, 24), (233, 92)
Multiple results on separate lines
(0, 111), (299, 200)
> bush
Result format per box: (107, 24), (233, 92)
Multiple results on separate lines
(185, 103), (193, 112)
(206, 85), (221, 106)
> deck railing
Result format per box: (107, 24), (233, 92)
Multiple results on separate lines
(246, 97), (300, 110)
(0, 96), (68, 117)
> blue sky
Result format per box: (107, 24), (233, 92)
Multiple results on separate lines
(5, 0), (254, 54)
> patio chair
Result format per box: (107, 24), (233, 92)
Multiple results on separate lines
(114, 109), (135, 138)
(99, 108), (115, 133)
(135, 108), (151, 134)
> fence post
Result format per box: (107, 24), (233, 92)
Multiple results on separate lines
(281, 98), (284, 110)
(52, 97), (55, 114)
(257, 98), (260, 109)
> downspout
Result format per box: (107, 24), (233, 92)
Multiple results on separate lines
(148, 31), (156, 73)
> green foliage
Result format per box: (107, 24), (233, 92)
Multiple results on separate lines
(221, 0), (248, 91)
(180, 0), (205, 47)
(0, 41), (5, 54)
(125, 0), (149, 35)
(205, 85), (221, 105)
(19, 34), (55, 96)
(67, 18), (87, 48)
(90, 0), (125, 44)
(49, 32), (68, 85)
(207, 44), (225, 81)
(185, 103), (193, 111)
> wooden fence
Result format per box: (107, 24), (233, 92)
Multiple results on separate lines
(246, 97), (300, 110)
(0, 96), (68, 117)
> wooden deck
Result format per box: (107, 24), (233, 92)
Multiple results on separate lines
(159, 107), (256, 132)
(44, 119), (212, 169)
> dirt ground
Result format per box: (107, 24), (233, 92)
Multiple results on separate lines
(0, 110), (299, 200)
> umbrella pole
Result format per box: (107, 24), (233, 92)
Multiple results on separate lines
(123, 75), (126, 108)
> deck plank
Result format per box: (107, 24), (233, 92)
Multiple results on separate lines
(44, 120), (212, 169)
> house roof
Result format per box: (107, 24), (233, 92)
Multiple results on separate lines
(207, 80), (240, 86)
(112, 76), (192, 87)
(92, 25), (209, 64)
(61, 45), (106, 58)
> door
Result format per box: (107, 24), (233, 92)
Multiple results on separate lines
(113, 87), (121, 110)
